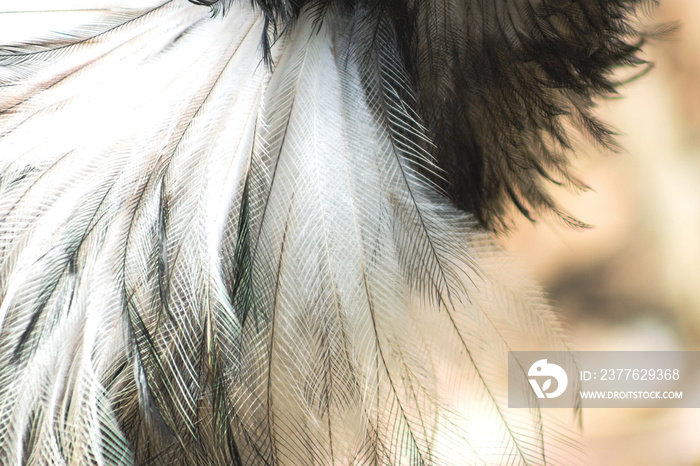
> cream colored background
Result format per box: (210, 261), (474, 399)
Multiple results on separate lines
(505, 2), (700, 464)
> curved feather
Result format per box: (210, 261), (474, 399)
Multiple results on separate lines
(0, 1), (649, 464)
(195, 0), (654, 230)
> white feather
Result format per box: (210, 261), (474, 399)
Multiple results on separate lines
(0, 1), (579, 464)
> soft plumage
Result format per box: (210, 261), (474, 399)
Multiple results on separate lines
(0, 1), (651, 464)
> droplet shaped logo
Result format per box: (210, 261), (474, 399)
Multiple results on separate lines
(528, 359), (568, 399)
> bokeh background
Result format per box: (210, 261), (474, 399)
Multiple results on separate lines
(503, 2), (700, 464)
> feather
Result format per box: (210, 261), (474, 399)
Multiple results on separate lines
(0, 0), (651, 464)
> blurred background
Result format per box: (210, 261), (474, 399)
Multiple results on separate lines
(503, 1), (700, 464)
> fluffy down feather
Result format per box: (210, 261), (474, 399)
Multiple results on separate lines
(0, 0), (650, 464)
